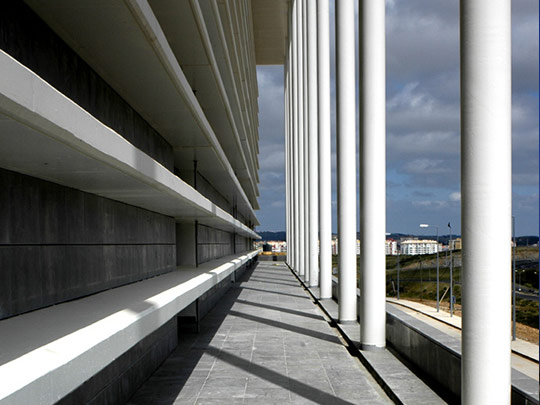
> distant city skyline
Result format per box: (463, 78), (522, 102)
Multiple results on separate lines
(255, 0), (538, 236)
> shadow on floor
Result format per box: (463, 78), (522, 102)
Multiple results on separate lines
(127, 263), (357, 405)
(238, 285), (310, 300)
(234, 299), (324, 321)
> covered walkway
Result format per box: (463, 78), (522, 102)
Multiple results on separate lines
(128, 262), (392, 404)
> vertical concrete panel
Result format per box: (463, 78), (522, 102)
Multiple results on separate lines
(0, 170), (176, 320)
(0, 1), (174, 170)
(176, 222), (196, 266)
(195, 224), (234, 264)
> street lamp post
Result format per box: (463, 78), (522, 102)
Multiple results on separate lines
(420, 224), (440, 312)
(512, 216), (516, 341)
(449, 226), (454, 316)
(397, 249), (400, 300)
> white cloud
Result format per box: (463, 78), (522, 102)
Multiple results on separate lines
(254, 1), (538, 235)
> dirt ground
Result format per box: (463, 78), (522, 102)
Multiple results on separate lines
(405, 298), (539, 344)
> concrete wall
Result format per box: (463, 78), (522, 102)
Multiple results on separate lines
(176, 222), (197, 266)
(59, 257), (257, 404)
(196, 172), (233, 215)
(329, 280), (538, 404)
(197, 224), (233, 264)
(0, 169), (176, 320)
(386, 305), (539, 405)
(177, 223), (249, 267)
(175, 167), (235, 219)
(58, 318), (178, 405)
(235, 233), (251, 253)
(0, 0), (174, 170)
(386, 306), (461, 402)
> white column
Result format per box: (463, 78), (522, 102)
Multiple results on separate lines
(336, 0), (357, 323)
(292, 0), (299, 273)
(296, 0), (305, 277)
(359, 0), (386, 350)
(288, 57), (294, 268)
(284, 61), (288, 265)
(307, 0), (319, 287)
(284, 23), (288, 265)
(302, 0), (310, 284)
(317, 0), (332, 299)
(461, 1), (511, 403)
(289, 4), (295, 270)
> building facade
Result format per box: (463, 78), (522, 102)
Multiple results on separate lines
(0, 1), (287, 403)
(400, 239), (440, 255)
(450, 237), (463, 250)
(385, 239), (398, 255)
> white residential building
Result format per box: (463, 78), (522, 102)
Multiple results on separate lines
(385, 240), (398, 255)
(400, 239), (440, 255)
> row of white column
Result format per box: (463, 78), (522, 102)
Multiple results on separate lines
(285, 0), (511, 403)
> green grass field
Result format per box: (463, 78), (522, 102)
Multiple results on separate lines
(331, 246), (539, 329)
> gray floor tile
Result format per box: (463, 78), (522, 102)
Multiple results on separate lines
(128, 262), (395, 404)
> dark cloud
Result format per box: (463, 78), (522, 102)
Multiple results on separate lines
(255, 0), (538, 236)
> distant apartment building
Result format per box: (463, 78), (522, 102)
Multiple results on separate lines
(267, 241), (287, 253)
(385, 239), (398, 255)
(255, 240), (286, 253)
(450, 237), (462, 250)
(331, 238), (338, 255)
(400, 239), (440, 255)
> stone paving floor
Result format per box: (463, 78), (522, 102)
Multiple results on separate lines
(128, 262), (392, 404)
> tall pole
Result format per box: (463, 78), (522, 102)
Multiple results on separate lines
(318, 0), (332, 298)
(336, 0), (357, 323)
(512, 216), (516, 341)
(422, 223), (440, 311)
(284, 12), (291, 265)
(292, 0), (299, 273)
(287, 3), (296, 270)
(359, 0), (386, 349)
(302, 0), (310, 284)
(296, 0), (305, 277)
(397, 249), (400, 300)
(449, 223), (453, 316)
(307, 0), (319, 287)
(461, 0), (512, 402)
(285, 39), (290, 267)
(436, 226), (439, 312)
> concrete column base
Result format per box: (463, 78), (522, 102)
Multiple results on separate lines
(338, 320), (357, 325)
(361, 344), (386, 352)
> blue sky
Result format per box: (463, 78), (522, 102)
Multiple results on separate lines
(255, 0), (539, 236)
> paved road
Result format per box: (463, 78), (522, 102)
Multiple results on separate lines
(128, 261), (392, 404)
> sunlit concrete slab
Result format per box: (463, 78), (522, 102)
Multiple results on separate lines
(0, 250), (258, 404)
(251, 0), (288, 64)
(149, 0), (260, 205)
(129, 262), (393, 404)
(23, 0), (258, 223)
(0, 51), (258, 239)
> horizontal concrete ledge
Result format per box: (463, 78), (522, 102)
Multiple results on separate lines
(387, 304), (539, 404)
(387, 297), (539, 363)
(0, 51), (258, 240)
(24, 0), (259, 220)
(0, 250), (259, 404)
